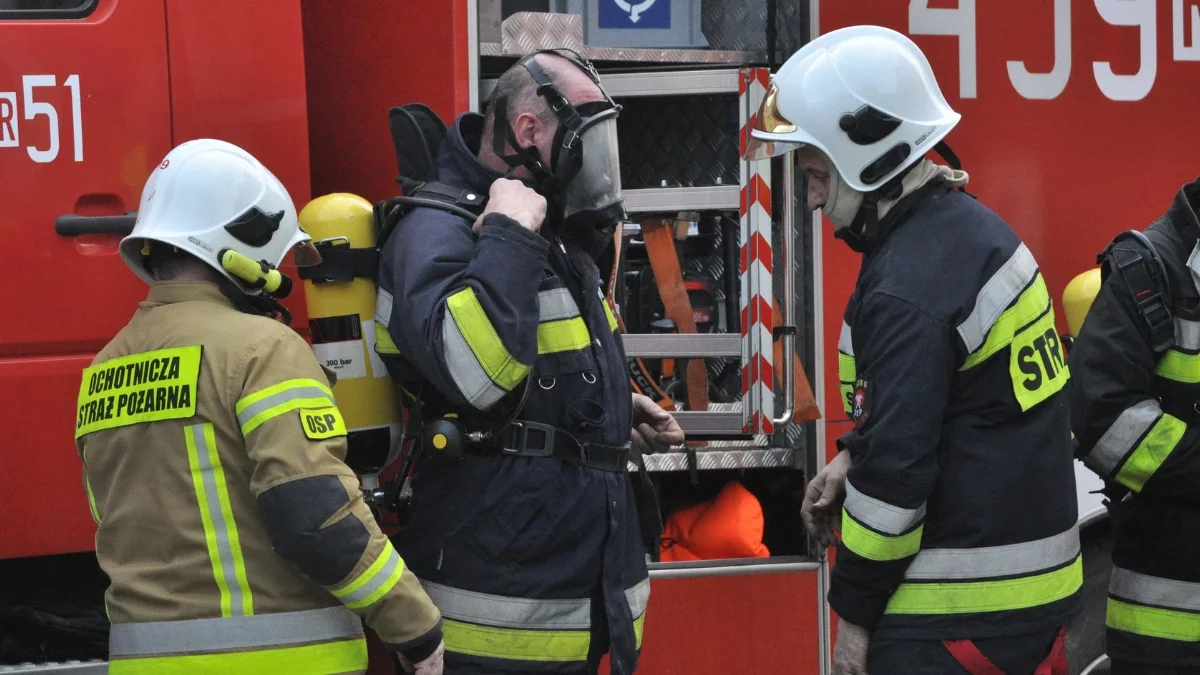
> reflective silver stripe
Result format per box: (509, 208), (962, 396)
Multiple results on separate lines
(188, 424), (246, 617)
(109, 606), (363, 657)
(1176, 318), (1200, 352)
(903, 526), (1080, 581)
(235, 387), (334, 431)
(442, 313), (507, 409)
(539, 288), (580, 322)
(957, 244), (1039, 353)
(1110, 566), (1200, 612)
(838, 321), (853, 356)
(376, 289), (394, 328)
(337, 545), (401, 608)
(843, 479), (924, 536)
(423, 581), (591, 630)
(1084, 399), (1162, 476)
(625, 578), (650, 620)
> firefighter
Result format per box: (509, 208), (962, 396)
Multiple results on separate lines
(746, 26), (1082, 674)
(1069, 176), (1200, 674)
(75, 139), (445, 675)
(374, 50), (683, 674)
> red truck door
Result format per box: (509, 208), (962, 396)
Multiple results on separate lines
(0, 0), (172, 558)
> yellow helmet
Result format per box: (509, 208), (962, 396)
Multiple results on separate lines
(1063, 268), (1102, 338)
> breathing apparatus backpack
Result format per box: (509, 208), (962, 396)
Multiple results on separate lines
(374, 103), (488, 248)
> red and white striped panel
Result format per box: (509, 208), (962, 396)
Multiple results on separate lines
(738, 67), (775, 435)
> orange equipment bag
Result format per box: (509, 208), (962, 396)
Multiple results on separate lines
(660, 480), (771, 562)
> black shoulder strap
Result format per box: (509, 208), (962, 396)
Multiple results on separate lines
(1098, 229), (1175, 353)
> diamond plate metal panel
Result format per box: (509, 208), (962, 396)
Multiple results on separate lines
(700, 0), (809, 61)
(501, 11), (584, 53)
(635, 448), (797, 472)
(616, 94), (740, 190)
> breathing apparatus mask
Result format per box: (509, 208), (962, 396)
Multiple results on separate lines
(490, 49), (625, 259)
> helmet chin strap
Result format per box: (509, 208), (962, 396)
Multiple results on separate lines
(836, 171), (908, 254)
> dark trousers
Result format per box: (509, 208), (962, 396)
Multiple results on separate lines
(867, 628), (1060, 674)
(1111, 661), (1200, 675)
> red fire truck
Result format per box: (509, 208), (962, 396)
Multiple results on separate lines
(3, 0), (1196, 672)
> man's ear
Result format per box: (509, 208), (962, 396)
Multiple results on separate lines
(510, 111), (542, 153)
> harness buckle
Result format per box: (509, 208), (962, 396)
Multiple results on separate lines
(500, 420), (555, 458)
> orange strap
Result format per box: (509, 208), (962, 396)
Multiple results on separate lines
(641, 219), (709, 412)
(606, 222), (676, 411)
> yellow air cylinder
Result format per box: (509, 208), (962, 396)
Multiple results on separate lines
(1063, 268), (1103, 339)
(298, 193), (401, 480)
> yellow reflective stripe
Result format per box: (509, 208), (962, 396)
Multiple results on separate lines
(374, 321), (401, 356)
(1156, 349), (1200, 384)
(235, 378), (334, 436)
(603, 299), (619, 332)
(75, 345), (202, 438)
(185, 424), (253, 617)
(841, 510), (923, 561)
(235, 378), (332, 414)
(538, 317), (592, 354)
(331, 541), (405, 610)
(443, 619), (590, 662)
(446, 287), (530, 390)
(85, 474), (101, 525)
(1115, 412), (1187, 493)
(634, 613), (646, 650)
(885, 556), (1082, 615)
(961, 276), (1051, 371)
(1107, 598), (1200, 642)
(108, 637), (367, 675)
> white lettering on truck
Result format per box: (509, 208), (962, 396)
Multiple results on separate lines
(909, 0), (1200, 102)
(0, 74), (84, 163)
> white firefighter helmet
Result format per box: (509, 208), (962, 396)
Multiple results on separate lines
(119, 138), (319, 293)
(744, 25), (960, 192)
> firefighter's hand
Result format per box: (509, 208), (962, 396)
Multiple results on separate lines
(631, 393), (684, 453)
(802, 449), (851, 549)
(474, 178), (546, 233)
(832, 618), (870, 675)
(396, 641), (444, 675)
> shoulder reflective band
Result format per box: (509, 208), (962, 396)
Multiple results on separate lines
(1008, 308), (1069, 411)
(330, 540), (405, 610)
(957, 244), (1039, 364)
(424, 581), (592, 662)
(1107, 567), (1200, 642)
(961, 273), (1051, 371)
(838, 322), (856, 415)
(443, 287), (531, 409)
(185, 423), (253, 618)
(301, 407), (347, 440)
(603, 296), (619, 333)
(841, 508), (923, 561)
(626, 578), (650, 650)
(236, 378), (334, 437)
(76, 345), (202, 438)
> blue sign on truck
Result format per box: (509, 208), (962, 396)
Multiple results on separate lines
(598, 0), (671, 29)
